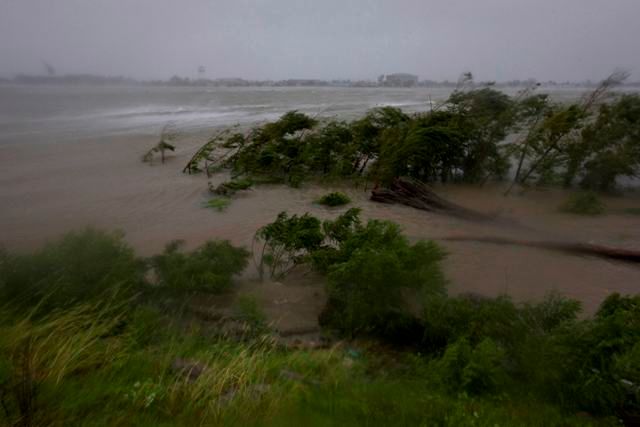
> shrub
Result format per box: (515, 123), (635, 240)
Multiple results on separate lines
(429, 337), (506, 396)
(422, 294), (521, 351)
(560, 191), (605, 215)
(0, 229), (144, 311)
(319, 218), (446, 338)
(233, 295), (269, 336)
(316, 192), (351, 207)
(210, 178), (254, 196)
(422, 291), (580, 344)
(203, 197), (231, 211)
(575, 94), (640, 191)
(536, 293), (640, 417)
(253, 212), (324, 280)
(151, 240), (249, 293)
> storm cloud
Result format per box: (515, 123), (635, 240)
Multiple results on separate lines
(1, 0), (638, 81)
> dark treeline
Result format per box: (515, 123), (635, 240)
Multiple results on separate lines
(5, 72), (640, 89)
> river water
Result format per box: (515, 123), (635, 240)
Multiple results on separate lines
(0, 84), (614, 145)
(0, 84), (638, 314)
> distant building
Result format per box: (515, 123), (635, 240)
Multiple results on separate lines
(380, 73), (419, 87)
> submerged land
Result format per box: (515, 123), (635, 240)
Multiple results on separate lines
(1, 79), (640, 425)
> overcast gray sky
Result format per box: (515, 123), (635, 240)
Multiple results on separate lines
(1, 0), (639, 82)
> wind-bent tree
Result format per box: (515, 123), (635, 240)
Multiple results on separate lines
(143, 123), (178, 164)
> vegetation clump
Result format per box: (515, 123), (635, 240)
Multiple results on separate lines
(186, 72), (638, 198)
(316, 191), (351, 207)
(203, 196), (231, 211)
(560, 191), (606, 215)
(210, 177), (254, 196)
(151, 240), (249, 293)
(143, 123), (178, 164)
(320, 219), (446, 338)
(233, 295), (269, 336)
(0, 229), (144, 312)
(1, 225), (639, 424)
(253, 212), (324, 280)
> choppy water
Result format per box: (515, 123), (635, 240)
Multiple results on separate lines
(0, 84), (639, 314)
(0, 84), (605, 145)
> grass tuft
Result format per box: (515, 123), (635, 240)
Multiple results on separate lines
(204, 197), (232, 211)
(560, 191), (605, 215)
(316, 192), (351, 207)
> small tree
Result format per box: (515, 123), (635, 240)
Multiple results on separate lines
(253, 212), (324, 280)
(143, 123), (178, 164)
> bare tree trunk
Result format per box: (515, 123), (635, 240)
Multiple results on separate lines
(443, 235), (640, 264)
(370, 177), (494, 221)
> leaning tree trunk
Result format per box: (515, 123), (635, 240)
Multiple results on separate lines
(443, 236), (640, 264)
(371, 178), (640, 264)
(370, 177), (493, 221)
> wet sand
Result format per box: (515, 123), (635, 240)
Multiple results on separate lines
(1, 135), (639, 315)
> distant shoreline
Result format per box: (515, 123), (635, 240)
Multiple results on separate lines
(3, 73), (640, 89)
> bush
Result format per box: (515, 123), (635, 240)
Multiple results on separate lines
(318, 218), (447, 338)
(422, 292), (581, 352)
(151, 240), (249, 293)
(554, 293), (640, 416)
(0, 229), (144, 311)
(429, 337), (506, 396)
(203, 197), (231, 211)
(253, 212), (324, 280)
(560, 191), (605, 215)
(316, 192), (351, 207)
(233, 295), (269, 336)
(420, 291), (640, 418)
(210, 178), (254, 196)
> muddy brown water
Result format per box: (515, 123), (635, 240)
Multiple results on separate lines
(1, 134), (639, 318)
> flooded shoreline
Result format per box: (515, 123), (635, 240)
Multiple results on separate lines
(1, 132), (639, 314)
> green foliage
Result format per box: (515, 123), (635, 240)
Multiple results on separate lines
(222, 111), (318, 185)
(575, 94), (640, 191)
(560, 191), (605, 215)
(550, 293), (640, 416)
(225, 177), (253, 189)
(0, 229), (143, 312)
(210, 178), (254, 196)
(0, 300), (129, 426)
(422, 291), (640, 419)
(0, 225), (635, 425)
(445, 88), (516, 182)
(203, 196), (232, 211)
(315, 191), (351, 207)
(253, 212), (324, 280)
(182, 73), (635, 194)
(317, 214), (447, 338)
(429, 337), (507, 395)
(507, 73), (631, 192)
(143, 123), (178, 164)
(233, 295), (268, 336)
(151, 240), (249, 293)
(422, 292), (581, 352)
(183, 128), (238, 174)
(422, 294), (528, 352)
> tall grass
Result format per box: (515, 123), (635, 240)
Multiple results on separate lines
(0, 300), (130, 426)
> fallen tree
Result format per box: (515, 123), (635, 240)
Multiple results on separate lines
(370, 177), (494, 222)
(443, 235), (640, 264)
(371, 178), (640, 264)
